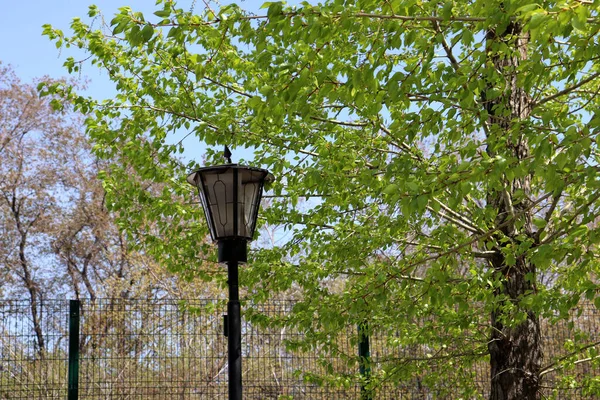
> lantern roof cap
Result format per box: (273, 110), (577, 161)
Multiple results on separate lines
(186, 163), (273, 187)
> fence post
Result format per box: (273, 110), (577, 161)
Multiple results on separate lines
(68, 299), (80, 400)
(358, 321), (372, 400)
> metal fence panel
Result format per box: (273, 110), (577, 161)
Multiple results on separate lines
(0, 300), (69, 400)
(1, 298), (599, 399)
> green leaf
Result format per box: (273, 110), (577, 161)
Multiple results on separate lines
(167, 27), (180, 39)
(528, 12), (547, 30)
(533, 218), (547, 229)
(153, 10), (171, 18)
(141, 24), (154, 42)
(267, 2), (283, 20)
(383, 184), (398, 195)
(572, 6), (588, 31)
(515, 4), (540, 14)
(88, 5), (98, 17)
(441, 1), (453, 20)
(416, 194), (428, 212)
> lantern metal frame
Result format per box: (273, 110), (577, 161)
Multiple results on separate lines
(187, 164), (270, 263)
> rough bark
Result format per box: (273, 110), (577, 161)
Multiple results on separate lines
(485, 23), (542, 400)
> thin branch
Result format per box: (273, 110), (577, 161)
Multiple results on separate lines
(534, 72), (600, 107)
(396, 238), (497, 259)
(433, 198), (484, 234)
(310, 116), (369, 127)
(389, 273), (426, 282)
(540, 354), (600, 378)
(355, 12), (485, 22)
(540, 340), (600, 376)
(534, 190), (562, 243)
(240, 11), (486, 23)
(379, 124), (424, 162)
(393, 239), (441, 249)
(540, 190), (600, 245)
(471, 250), (499, 259)
(109, 104), (219, 130)
(203, 76), (252, 98)
(427, 204), (480, 235)
(432, 20), (460, 70)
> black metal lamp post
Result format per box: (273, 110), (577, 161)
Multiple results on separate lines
(187, 155), (271, 400)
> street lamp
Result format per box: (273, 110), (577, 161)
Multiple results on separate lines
(187, 152), (272, 400)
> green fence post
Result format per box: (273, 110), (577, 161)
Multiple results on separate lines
(358, 321), (372, 400)
(68, 300), (80, 400)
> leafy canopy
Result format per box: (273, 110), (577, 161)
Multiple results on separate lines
(41, 0), (600, 393)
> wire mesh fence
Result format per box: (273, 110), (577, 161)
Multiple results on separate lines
(0, 300), (69, 400)
(1, 298), (599, 399)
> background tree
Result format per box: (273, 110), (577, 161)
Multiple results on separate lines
(43, 0), (600, 398)
(0, 63), (81, 352)
(0, 62), (224, 350)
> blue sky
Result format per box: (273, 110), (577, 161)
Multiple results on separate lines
(4, 1), (158, 90)
(2, 1), (269, 164)
(2, 1), (265, 97)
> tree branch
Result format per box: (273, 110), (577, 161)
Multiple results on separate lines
(534, 190), (562, 243)
(238, 11), (486, 23)
(428, 205), (479, 234)
(540, 340), (600, 377)
(540, 190), (600, 245)
(382, 190), (555, 286)
(433, 198), (484, 234)
(432, 20), (460, 70)
(534, 72), (600, 107)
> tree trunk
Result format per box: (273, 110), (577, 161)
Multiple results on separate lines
(488, 272), (542, 400)
(484, 23), (542, 400)
(15, 204), (45, 357)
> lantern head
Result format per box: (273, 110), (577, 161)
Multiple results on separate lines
(187, 164), (272, 262)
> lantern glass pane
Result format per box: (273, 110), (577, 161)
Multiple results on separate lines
(240, 169), (266, 239)
(243, 181), (258, 235)
(202, 170), (235, 238)
(196, 181), (216, 240)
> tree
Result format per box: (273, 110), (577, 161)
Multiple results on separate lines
(0, 63), (84, 353)
(43, 1), (600, 398)
(0, 61), (223, 341)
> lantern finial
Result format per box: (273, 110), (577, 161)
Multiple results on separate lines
(224, 145), (232, 164)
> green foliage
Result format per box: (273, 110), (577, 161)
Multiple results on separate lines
(42, 0), (600, 395)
